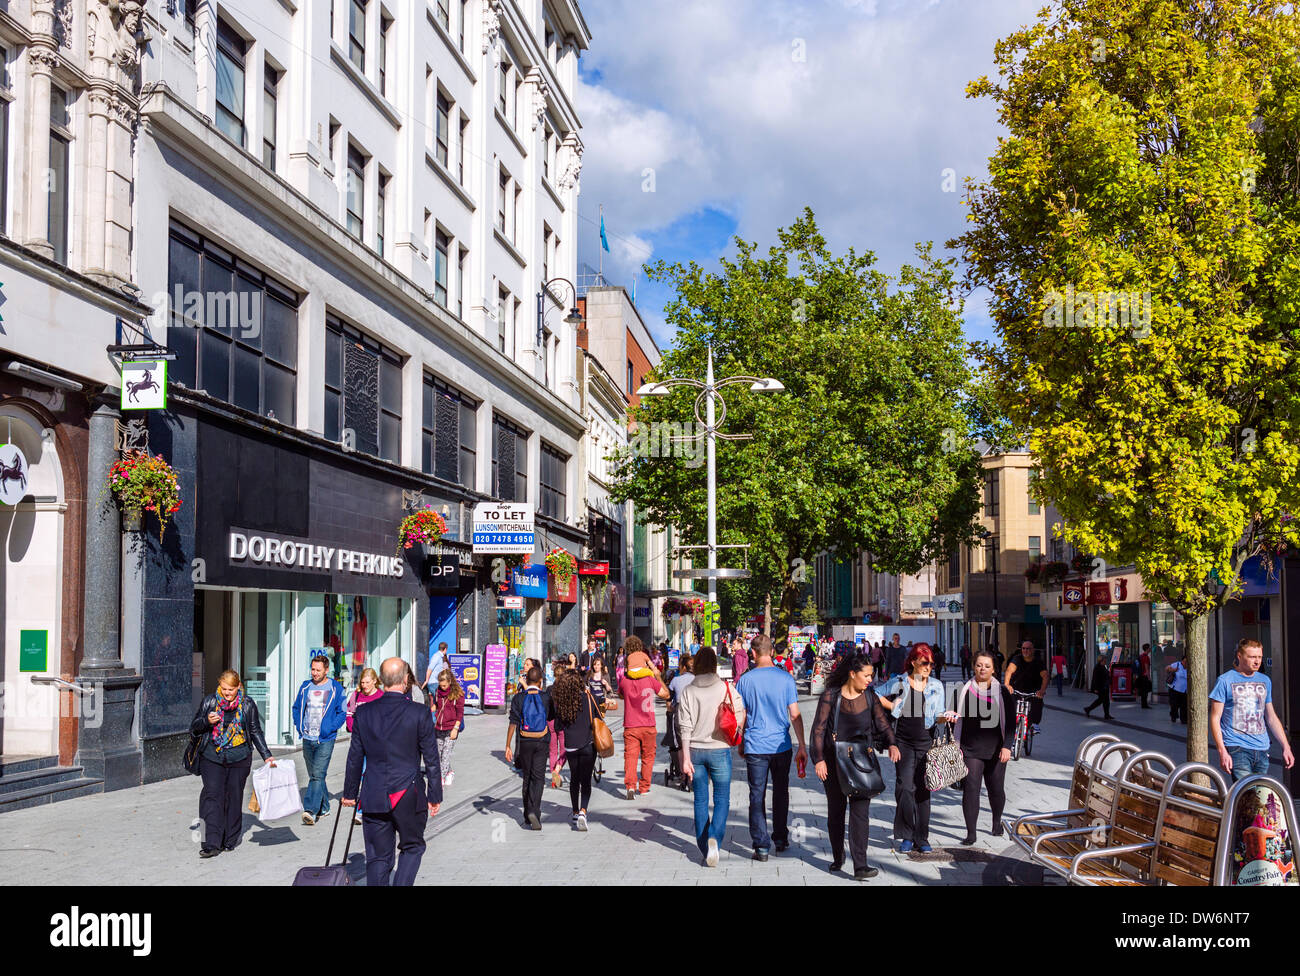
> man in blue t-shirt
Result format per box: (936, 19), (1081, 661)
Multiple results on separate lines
(1210, 638), (1295, 783)
(736, 633), (807, 861)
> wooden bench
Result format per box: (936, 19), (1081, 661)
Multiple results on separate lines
(1068, 762), (1232, 886)
(1005, 735), (1138, 864)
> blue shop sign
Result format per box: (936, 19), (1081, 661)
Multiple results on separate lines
(512, 565), (548, 598)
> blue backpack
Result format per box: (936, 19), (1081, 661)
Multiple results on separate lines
(520, 690), (548, 734)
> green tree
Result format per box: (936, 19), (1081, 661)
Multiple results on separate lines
(798, 595), (822, 628)
(609, 209), (983, 635)
(951, 0), (1300, 766)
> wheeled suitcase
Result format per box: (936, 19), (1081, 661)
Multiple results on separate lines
(292, 791), (360, 886)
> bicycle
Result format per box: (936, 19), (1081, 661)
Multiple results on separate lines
(1011, 690), (1040, 760)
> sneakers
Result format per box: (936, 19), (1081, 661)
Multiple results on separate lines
(752, 848), (769, 862)
(571, 811), (580, 823)
(897, 840), (914, 853)
(302, 812), (316, 826)
(353, 814), (363, 826)
(705, 838), (719, 867)
(1031, 724), (1041, 734)
(625, 787), (636, 800)
(576, 812), (588, 832)
(316, 807), (331, 820)
(917, 842), (933, 853)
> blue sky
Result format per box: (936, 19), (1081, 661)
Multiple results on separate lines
(574, 0), (1045, 353)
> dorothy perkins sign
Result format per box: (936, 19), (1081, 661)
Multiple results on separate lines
(228, 530), (405, 579)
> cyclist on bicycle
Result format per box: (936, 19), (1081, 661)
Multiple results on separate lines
(1003, 640), (1048, 733)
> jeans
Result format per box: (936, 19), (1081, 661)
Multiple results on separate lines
(745, 749), (792, 851)
(1227, 746), (1271, 783)
(691, 748), (732, 857)
(1169, 690), (1188, 723)
(302, 738), (336, 816)
(1054, 674), (1064, 696)
(893, 732), (932, 845)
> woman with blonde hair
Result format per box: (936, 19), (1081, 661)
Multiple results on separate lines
(189, 669), (275, 858)
(433, 668), (465, 787)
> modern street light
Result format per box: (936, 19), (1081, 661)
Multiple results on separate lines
(636, 344), (784, 605)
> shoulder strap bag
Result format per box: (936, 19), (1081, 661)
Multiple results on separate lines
(586, 686), (616, 758)
(924, 723), (969, 792)
(717, 681), (742, 746)
(830, 691), (886, 799)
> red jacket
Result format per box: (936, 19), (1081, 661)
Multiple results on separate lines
(433, 686), (465, 732)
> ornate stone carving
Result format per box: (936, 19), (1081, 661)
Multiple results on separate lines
(528, 73), (550, 131)
(115, 418), (150, 454)
(54, 0), (74, 49)
(482, 0), (504, 56)
(104, 0), (150, 75)
(557, 138), (584, 191)
(27, 46), (62, 74)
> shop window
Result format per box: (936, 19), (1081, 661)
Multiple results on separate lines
(325, 313), (403, 462)
(167, 221), (299, 424)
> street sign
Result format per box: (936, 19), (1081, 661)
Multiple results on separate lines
(673, 567), (751, 579)
(472, 502), (534, 554)
(502, 596), (524, 610)
(702, 601), (720, 647)
(20, 629), (47, 671)
(0, 442), (28, 506)
(120, 359), (168, 411)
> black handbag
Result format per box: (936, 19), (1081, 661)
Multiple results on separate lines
(830, 692), (886, 799)
(183, 731), (204, 775)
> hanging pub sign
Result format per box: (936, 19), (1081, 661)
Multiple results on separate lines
(1087, 581), (1113, 605)
(120, 360), (168, 411)
(0, 441), (28, 506)
(1063, 580), (1085, 606)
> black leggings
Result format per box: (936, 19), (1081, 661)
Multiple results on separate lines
(568, 742), (596, 812)
(893, 733), (933, 845)
(824, 767), (873, 870)
(961, 753), (1007, 836)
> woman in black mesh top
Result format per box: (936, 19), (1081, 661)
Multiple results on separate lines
(811, 652), (899, 880)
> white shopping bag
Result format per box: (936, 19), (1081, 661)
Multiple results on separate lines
(251, 757), (304, 822)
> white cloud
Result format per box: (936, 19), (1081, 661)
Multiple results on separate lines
(576, 0), (1044, 344)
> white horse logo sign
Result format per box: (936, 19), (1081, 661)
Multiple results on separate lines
(120, 360), (167, 411)
(0, 443), (27, 506)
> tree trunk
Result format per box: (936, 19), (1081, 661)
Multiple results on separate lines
(1184, 612), (1209, 766)
(764, 592), (772, 638)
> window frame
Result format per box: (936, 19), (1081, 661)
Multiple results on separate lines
(540, 442), (568, 520)
(346, 144), (366, 240)
(435, 90), (451, 168)
(422, 373), (478, 489)
(48, 84), (72, 265)
(215, 19), (248, 148)
(348, 0), (367, 73)
(262, 63), (279, 170)
(433, 228), (450, 308)
(325, 313), (404, 462)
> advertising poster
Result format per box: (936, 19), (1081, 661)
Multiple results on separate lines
(483, 643), (509, 707)
(449, 653), (483, 709)
(1230, 784), (1296, 886)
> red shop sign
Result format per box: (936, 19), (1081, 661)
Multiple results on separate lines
(1087, 581), (1114, 605)
(1063, 580), (1085, 605)
(578, 560), (609, 575)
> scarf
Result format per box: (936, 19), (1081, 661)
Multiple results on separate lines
(212, 689), (247, 752)
(953, 678), (1005, 747)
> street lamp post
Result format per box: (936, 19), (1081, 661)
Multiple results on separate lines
(636, 345), (783, 605)
(536, 277), (585, 348)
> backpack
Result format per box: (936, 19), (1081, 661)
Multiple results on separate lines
(520, 690), (548, 734)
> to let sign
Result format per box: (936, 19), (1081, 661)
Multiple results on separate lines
(472, 502), (534, 554)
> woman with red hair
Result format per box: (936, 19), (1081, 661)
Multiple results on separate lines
(878, 643), (957, 853)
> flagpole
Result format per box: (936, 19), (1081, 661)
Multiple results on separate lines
(599, 203), (604, 282)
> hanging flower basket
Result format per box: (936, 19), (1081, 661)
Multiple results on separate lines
(545, 547), (577, 590)
(108, 450), (182, 540)
(395, 508), (447, 557)
(661, 597), (685, 618)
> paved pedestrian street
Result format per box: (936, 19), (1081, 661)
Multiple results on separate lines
(3, 683), (1260, 887)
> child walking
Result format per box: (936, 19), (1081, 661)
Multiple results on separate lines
(433, 668), (465, 787)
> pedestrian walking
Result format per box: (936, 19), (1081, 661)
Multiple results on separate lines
(405, 662), (425, 705)
(1136, 643), (1152, 708)
(1210, 638), (1295, 783)
(678, 646), (745, 866)
(579, 636), (598, 673)
(588, 656), (613, 709)
(954, 650), (1013, 844)
(732, 637), (749, 680)
(292, 654), (348, 826)
(960, 644), (972, 681)
(344, 667), (383, 825)
(618, 637), (670, 798)
(341, 657), (442, 886)
(1167, 652), (1189, 723)
(504, 665), (552, 829)
(1084, 656), (1112, 719)
(1051, 650), (1067, 697)
(735, 633), (808, 861)
(432, 668), (465, 787)
(423, 641), (450, 698)
(877, 644), (955, 853)
(810, 652), (897, 880)
(191, 669), (276, 858)
(885, 634), (907, 678)
(548, 661), (569, 789)
(552, 669), (600, 831)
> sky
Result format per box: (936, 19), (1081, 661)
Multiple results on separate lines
(573, 0), (1046, 353)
